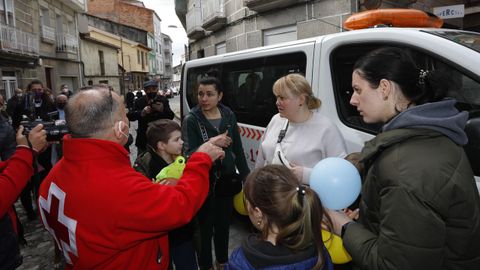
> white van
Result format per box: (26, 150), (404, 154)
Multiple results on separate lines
(180, 27), (480, 190)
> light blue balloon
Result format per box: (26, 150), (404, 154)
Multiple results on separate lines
(309, 157), (361, 210)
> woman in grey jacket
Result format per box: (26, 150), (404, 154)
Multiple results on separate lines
(328, 47), (480, 270)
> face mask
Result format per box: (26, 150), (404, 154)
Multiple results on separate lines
(16, 93), (23, 98)
(34, 91), (43, 99)
(147, 92), (157, 100)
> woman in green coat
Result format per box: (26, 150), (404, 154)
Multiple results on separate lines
(182, 76), (250, 270)
(328, 47), (480, 270)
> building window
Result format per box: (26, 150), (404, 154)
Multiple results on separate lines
(216, 42), (226, 55)
(67, 20), (74, 34)
(40, 8), (49, 26)
(141, 51), (145, 69)
(263, 25), (297, 46)
(330, 43), (480, 135)
(55, 14), (63, 33)
(197, 49), (204, 59)
(0, 0), (15, 25)
(98, 50), (105, 76)
(137, 50), (141, 64)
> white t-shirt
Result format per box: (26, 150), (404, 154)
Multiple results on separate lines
(255, 111), (347, 184)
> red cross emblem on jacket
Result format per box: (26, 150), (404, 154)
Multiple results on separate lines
(39, 183), (78, 265)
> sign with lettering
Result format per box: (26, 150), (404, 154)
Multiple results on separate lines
(433, 4), (465, 19)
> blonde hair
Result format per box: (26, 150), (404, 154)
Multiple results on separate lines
(272, 74), (321, 110)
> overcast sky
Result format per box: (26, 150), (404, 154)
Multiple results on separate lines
(142, 0), (188, 66)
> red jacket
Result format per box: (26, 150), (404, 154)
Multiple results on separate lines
(0, 147), (34, 233)
(38, 136), (211, 269)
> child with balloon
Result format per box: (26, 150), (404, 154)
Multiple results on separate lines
(225, 165), (334, 270)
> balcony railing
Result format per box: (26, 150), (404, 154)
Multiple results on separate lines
(186, 3), (205, 39)
(202, 0), (226, 31)
(56, 32), (78, 53)
(41, 25), (55, 43)
(0, 23), (39, 55)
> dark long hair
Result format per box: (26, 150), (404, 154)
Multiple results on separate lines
(353, 47), (451, 105)
(244, 165), (330, 270)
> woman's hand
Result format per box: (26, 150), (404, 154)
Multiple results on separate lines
(325, 209), (353, 236)
(344, 208), (360, 220)
(209, 131), (232, 148)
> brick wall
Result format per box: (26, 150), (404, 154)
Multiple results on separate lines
(88, 0), (153, 33)
(117, 2), (153, 33)
(87, 0), (118, 22)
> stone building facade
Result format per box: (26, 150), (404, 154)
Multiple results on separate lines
(161, 33), (173, 89)
(80, 33), (120, 92)
(88, 0), (166, 85)
(83, 14), (150, 92)
(0, 0), (85, 98)
(175, 0), (480, 60)
(36, 0), (84, 94)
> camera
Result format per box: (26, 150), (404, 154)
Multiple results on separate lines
(21, 118), (69, 141)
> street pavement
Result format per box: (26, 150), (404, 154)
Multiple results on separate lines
(14, 94), (251, 269)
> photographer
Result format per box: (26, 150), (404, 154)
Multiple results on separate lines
(11, 80), (55, 220)
(11, 80), (55, 129)
(128, 80), (174, 155)
(0, 124), (47, 269)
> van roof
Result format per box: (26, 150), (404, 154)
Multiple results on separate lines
(186, 27), (477, 65)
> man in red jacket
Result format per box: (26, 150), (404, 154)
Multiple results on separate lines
(0, 124), (47, 269)
(38, 85), (224, 269)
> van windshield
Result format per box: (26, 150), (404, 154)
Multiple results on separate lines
(424, 30), (480, 53)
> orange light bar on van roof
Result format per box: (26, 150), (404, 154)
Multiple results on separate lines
(344, 9), (443, 30)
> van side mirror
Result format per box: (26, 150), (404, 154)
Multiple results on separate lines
(464, 117), (480, 176)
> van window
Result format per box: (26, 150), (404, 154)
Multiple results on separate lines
(331, 43), (480, 175)
(185, 52), (307, 127)
(331, 43), (480, 133)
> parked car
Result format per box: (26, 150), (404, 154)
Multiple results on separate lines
(171, 86), (179, 96)
(160, 88), (173, 98)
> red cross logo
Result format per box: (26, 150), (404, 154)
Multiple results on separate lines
(39, 183), (78, 265)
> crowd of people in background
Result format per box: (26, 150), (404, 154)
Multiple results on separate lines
(0, 46), (479, 270)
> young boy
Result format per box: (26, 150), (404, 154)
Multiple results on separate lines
(134, 119), (198, 270)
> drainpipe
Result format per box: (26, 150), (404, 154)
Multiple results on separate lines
(75, 13), (83, 88)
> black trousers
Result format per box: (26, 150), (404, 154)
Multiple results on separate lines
(197, 195), (234, 269)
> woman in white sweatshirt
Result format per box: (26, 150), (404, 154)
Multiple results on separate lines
(255, 73), (347, 184)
